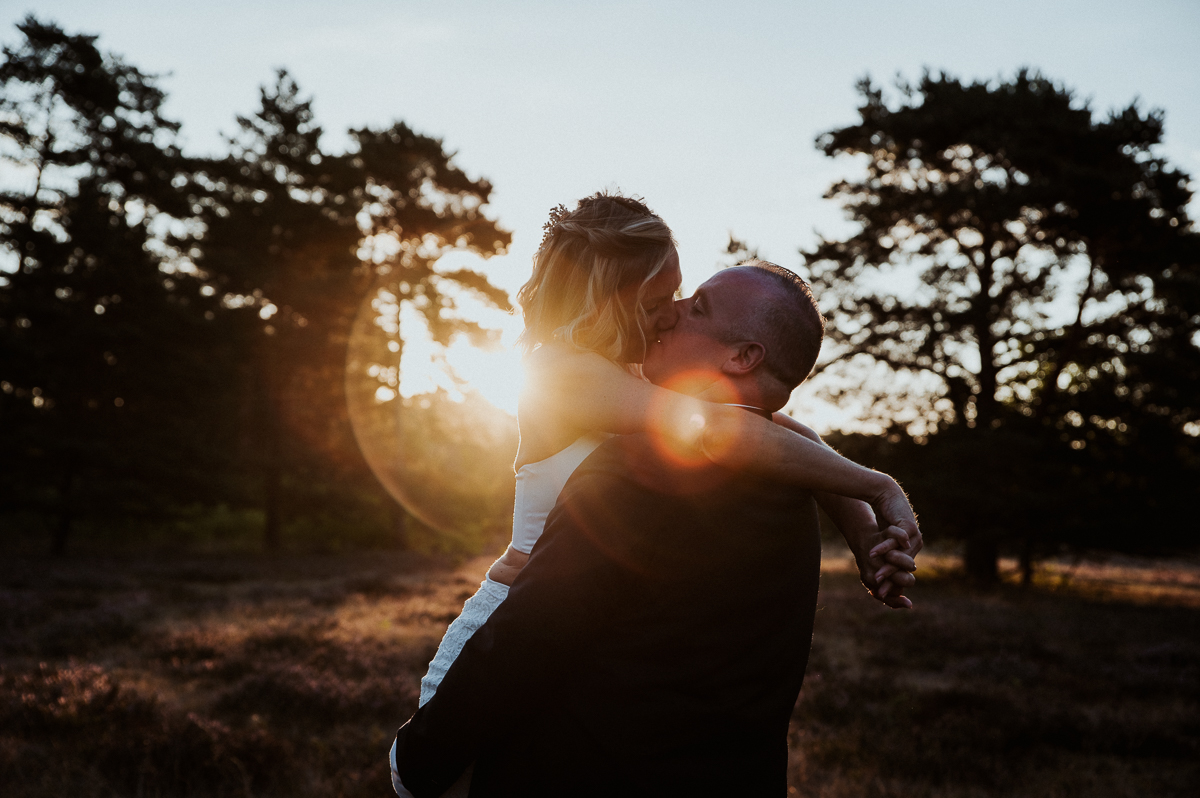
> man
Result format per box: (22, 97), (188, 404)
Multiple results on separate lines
(393, 261), (919, 797)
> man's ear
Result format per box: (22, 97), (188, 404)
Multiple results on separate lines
(721, 342), (766, 376)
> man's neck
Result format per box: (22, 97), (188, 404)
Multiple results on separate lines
(724, 402), (773, 419)
(695, 380), (769, 413)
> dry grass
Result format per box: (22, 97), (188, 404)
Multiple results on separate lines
(2, 548), (1197, 797)
(794, 551), (1200, 797)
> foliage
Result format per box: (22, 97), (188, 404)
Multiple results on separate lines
(790, 560), (1200, 797)
(830, 421), (1197, 563)
(804, 70), (1200, 571)
(191, 71), (512, 550)
(1, 663), (294, 797)
(0, 17), (231, 554)
(0, 18), (515, 555)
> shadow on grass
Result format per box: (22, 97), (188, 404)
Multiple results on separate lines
(2, 663), (292, 797)
(788, 568), (1200, 797)
(1, 552), (1197, 797)
(0, 551), (441, 798)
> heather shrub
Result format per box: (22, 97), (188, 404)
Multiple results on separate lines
(0, 663), (293, 797)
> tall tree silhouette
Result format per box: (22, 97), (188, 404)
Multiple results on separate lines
(0, 17), (225, 554)
(805, 71), (1200, 578)
(194, 72), (510, 550)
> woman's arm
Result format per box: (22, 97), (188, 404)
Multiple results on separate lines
(527, 346), (921, 538)
(772, 413), (921, 608)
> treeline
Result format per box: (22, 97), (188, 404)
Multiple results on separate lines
(0, 18), (513, 555)
(4, 19), (1198, 573)
(802, 71), (1200, 578)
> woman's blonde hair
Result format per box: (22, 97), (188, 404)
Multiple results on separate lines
(516, 192), (676, 361)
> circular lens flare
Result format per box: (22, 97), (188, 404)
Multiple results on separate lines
(345, 281), (517, 542)
(643, 369), (747, 472)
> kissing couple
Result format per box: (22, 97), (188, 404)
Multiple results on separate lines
(390, 192), (921, 797)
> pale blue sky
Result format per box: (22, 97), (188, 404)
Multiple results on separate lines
(6, 1), (1199, 427)
(9, 0), (1198, 294)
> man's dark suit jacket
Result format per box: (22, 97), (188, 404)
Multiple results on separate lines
(394, 430), (822, 797)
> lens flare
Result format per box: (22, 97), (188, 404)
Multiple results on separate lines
(643, 369), (748, 473)
(345, 281), (517, 539)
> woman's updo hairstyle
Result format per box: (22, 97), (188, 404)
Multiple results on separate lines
(516, 191), (676, 361)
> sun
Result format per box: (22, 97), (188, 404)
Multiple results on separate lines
(441, 321), (525, 416)
(345, 272), (524, 534)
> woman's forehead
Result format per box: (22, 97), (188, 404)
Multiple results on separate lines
(648, 248), (682, 294)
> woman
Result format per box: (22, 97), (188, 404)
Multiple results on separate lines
(393, 191), (918, 795)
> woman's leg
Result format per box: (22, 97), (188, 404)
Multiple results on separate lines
(418, 576), (510, 706)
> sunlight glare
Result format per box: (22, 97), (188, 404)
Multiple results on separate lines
(443, 330), (524, 416)
(390, 266), (525, 415)
(644, 369), (739, 469)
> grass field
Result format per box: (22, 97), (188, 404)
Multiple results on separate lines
(2, 546), (1197, 797)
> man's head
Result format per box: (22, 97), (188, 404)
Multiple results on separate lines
(642, 260), (825, 412)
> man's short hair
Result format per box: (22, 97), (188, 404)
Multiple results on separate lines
(726, 260), (825, 390)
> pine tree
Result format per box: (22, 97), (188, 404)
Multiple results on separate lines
(0, 17), (225, 554)
(194, 72), (511, 550)
(805, 70), (1200, 578)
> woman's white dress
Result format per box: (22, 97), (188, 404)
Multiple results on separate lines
(418, 433), (609, 706)
(390, 435), (607, 796)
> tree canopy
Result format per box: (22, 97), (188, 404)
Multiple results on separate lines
(0, 17), (513, 554)
(0, 17), (225, 553)
(804, 70), (1200, 576)
(192, 71), (512, 549)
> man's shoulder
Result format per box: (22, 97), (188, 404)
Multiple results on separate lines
(574, 433), (657, 479)
(562, 434), (816, 527)
(552, 434), (663, 515)
(567, 433), (704, 500)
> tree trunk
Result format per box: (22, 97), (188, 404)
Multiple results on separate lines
(50, 465), (74, 558)
(962, 243), (1003, 584)
(390, 500), (408, 549)
(257, 347), (283, 552)
(973, 244), (999, 428)
(1019, 535), (1035, 586)
(963, 534), (999, 583)
(263, 443), (281, 551)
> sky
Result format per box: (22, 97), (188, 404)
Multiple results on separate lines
(6, 0), (1200, 426)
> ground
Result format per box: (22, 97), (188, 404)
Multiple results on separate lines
(1, 547), (1197, 797)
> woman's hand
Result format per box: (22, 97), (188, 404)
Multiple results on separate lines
(834, 506), (921, 609)
(866, 475), (922, 561)
(864, 527), (921, 608)
(863, 480), (923, 607)
(771, 413), (922, 608)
